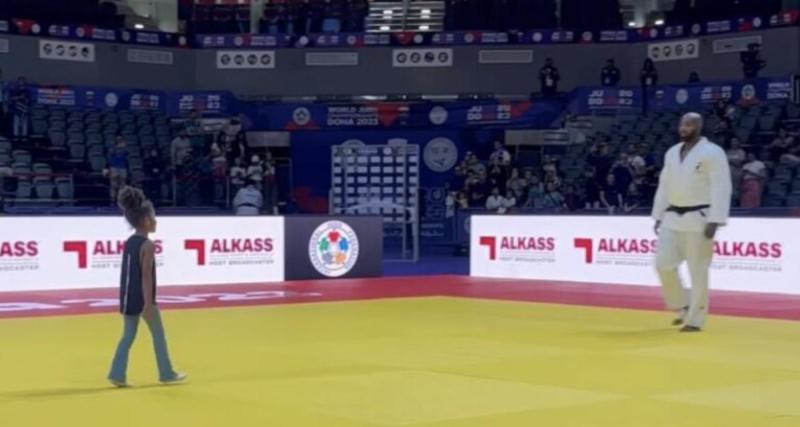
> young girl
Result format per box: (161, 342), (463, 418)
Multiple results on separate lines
(108, 186), (186, 387)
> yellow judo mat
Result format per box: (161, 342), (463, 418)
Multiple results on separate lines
(1, 297), (800, 426)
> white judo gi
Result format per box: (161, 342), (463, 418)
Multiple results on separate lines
(651, 137), (732, 328)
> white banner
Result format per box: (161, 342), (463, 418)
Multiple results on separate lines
(648, 39), (699, 62)
(0, 217), (285, 291)
(393, 48), (453, 67)
(217, 50), (276, 69)
(470, 215), (800, 295)
(39, 39), (95, 62)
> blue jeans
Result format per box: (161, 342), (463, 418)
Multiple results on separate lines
(108, 307), (176, 382)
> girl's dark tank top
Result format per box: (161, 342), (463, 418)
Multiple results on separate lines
(119, 235), (156, 315)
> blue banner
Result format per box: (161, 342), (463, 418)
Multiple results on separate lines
(568, 77), (794, 114)
(0, 19), (189, 47)
(244, 100), (562, 131)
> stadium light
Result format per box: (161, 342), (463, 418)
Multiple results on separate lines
(419, 25), (430, 31)
(654, 19), (665, 26)
(134, 23), (145, 30)
(380, 25), (391, 31)
(627, 21), (637, 28)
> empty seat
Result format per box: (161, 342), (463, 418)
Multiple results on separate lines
(12, 150), (32, 165)
(33, 177), (55, 199)
(15, 180), (32, 199)
(55, 177), (74, 200)
(69, 143), (86, 161)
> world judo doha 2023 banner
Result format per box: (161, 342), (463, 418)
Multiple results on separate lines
(470, 215), (800, 295)
(0, 217), (285, 291)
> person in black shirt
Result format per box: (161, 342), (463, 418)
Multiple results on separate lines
(741, 43), (766, 79)
(108, 186), (186, 387)
(601, 58), (621, 87)
(9, 77), (30, 142)
(688, 71), (701, 84)
(640, 58), (658, 88)
(539, 57), (560, 98)
(600, 173), (623, 212)
(583, 168), (601, 208)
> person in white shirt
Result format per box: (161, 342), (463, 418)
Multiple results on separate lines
(485, 187), (503, 211)
(489, 141), (511, 167)
(652, 112), (732, 332)
(233, 180), (263, 215)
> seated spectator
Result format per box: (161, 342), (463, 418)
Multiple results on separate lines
(600, 173), (623, 212)
(247, 155), (264, 188)
(767, 133), (792, 162)
(488, 164), (505, 191)
(623, 182), (644, 213)
(541, 182), (565, 210)
(726, 137), (747, 166)
(455, 191), (469, 209)
(500, 189), (517, 213)
(586, 142), (612, 179)
(740, 152), (767, 208)
(523, 175), (545, 208)
(185, 109), (203, 137)
(780, 137), (800, 165)
(107, 136), (129, 203)
(451, 164), (468, 191)
(233, 179), (263, 215)
(486, 187), (503, 211)
(506, 167), (526, 200)
(229, 157), (247, 192)
(466, 153), (486, 176)
(563, 184), (581, 211)
(611, 153), (634, 194)
(601, 58), (620, 87)
(583, 168), (601, 209)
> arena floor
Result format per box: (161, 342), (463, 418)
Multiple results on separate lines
(1, 276), (799, 426)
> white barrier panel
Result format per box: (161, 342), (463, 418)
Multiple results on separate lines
(470, 215), (800, 295)
(0, 217), (285, 291)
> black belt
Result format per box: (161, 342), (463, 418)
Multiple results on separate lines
(667, 205), (709, 215)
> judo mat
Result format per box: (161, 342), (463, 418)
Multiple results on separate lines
(1, 276), (799, 426)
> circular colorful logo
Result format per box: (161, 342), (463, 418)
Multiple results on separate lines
(309, 221), (359, 278)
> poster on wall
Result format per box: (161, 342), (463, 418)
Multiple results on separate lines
(647, 39), (699, 62)
(39, 39), (95, 62)
(216, 50), (276, 69)
(392, 48), (453, 67)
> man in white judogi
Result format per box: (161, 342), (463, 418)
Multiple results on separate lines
(652, 113), (732, 332)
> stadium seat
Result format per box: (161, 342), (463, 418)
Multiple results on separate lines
(12, 150), (32, 166)
(15, 180), (33, 200)
(55, 177), (74, 200)
(33, 177), (55, 200)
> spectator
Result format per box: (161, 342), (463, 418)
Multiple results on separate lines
(767, 133), (792, 162)
(489, 141), (511, 168)
(563, 184), (581, 211)
(524, 175), (545, 208)
(233, 179), (263, 215)
(583, 168), (601, 208)
(688, 71), (701, 84)
(185, 109), (203, 137)
(211, 142), (228, 204)
(261, 152), (277, 214)
(246, 155), (264, 188)
(640, 58), (658, 88)
(781, 137), (800, 165)
(9, 77), (30, 142)
(601, 58), (620, 87)
(599, 173), (623, 212)
(486, 187), (503, 211)
(467, 170), (491, 207)
(623, 182), (644, 213)
(488, 164), (505, 191)
(500, 189), (517, 213)
(740, 152), (767, 208)
(143, 147), (164, 203)
(466, 152), (486, 176)
(107, 136), (129, 203)
(611, 153), (634, 195)
(451, 164), (468, 192)
(586, 142), (613, 179)
(229, 157), (247, 192)
(741, 43), (766, 79)
(726, 137), (747, 166)
(455, 191), (469, 209)
(538, 57), (560, 98)
(506, 167), (527, 200)
(541, 182), (565, 210)
(170, 129), (191, 170)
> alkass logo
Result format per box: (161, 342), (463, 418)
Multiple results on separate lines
(479, 236), (556, 262)
(63, 240), (163, 269)
(574, 238), (784, 270)
(573, 238), (658, 265)
(184, 238), (274, 266)
(0, 241), (40, 272)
